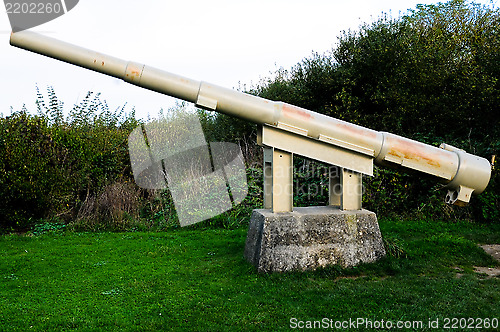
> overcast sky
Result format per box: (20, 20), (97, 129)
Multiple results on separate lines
(0, 0), (497, 120)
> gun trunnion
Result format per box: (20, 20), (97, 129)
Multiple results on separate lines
(10, 30), (491, 212)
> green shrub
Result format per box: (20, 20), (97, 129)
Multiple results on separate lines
(0, 88), (141, 231)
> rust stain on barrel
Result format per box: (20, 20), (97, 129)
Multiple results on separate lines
(387, 136), (445, 168)
(179, 77), (193, 85)
(334, 121), (378, 140)
(282, 104), (313, 121)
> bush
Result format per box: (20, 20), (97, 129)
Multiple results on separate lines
(0, 87), (141, 231)
(0, 111), (64, 229)
(71, 181), (141, 231)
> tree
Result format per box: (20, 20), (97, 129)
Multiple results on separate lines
(250, 0), (499, 220)
(254, 0), (499, 149)
(332, 0), (499, 146)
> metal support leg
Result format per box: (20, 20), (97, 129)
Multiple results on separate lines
(340, 168), (362, 210)
(263, 148), (273, 209)
(329, 166), (341, 208)
(329, 166), (362, 210)
(263, 147), (293, 212)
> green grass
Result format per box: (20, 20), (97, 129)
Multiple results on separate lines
(1, 219), (499, 331)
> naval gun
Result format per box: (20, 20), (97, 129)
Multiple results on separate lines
(10, 31), (492, 213)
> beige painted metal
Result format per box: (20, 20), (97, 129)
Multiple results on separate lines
(328, 167), (363, 210)
(329, 166), (341, 208)
(10, 30), (492, 207)
(258, 125), (373, 176)
(439, 143), (491, 206)
(263, 148), (273, 209)
(340, 169), (363, 210)
(263, 148), (293, 212)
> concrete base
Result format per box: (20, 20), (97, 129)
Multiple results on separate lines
(244, 206), (386, 273)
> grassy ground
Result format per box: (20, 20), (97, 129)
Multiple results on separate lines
(1, 218), (499, 331)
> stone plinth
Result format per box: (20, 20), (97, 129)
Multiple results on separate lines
(244, 206), (386, 273)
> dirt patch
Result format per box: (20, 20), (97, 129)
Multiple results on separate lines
(473, 266), (500, 278)
(454, 244), (500, 279)
(474, 244), (500, 279)
(480, 244), (500, 262)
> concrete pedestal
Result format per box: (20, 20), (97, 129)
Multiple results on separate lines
(244, 206), (386, 273)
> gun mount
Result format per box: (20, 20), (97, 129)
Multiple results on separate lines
(10, 30), (491, 212)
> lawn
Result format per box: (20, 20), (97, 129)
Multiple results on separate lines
(1, 218), (499, 331)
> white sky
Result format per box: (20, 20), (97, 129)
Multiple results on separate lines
(0, 0), (497, 120)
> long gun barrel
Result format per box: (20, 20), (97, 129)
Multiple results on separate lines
(10, 30), (491, 206)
